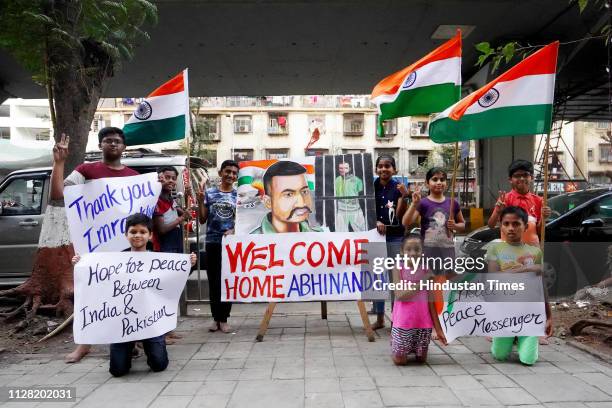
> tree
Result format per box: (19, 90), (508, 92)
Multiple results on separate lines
(0, 0), (157, 320)
(417, 144), (457, 174)
(180, 97), (218, 165)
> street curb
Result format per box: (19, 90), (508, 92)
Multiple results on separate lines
(565, 339), (612, 363)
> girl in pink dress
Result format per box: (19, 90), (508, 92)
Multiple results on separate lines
(391, 235), (447, 365)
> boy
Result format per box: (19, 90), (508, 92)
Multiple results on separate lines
(486, 206), (553, 365)
(72, 214), (196, 377)
(51, 128), (139, 364)
(197, 160), (238, 333)
(487, 159), (551, 246)
(153, 166), (190, 253)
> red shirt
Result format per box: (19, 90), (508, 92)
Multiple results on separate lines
(75, 162), (139, 180)
(503, 189), (543, 245)
(504, 189), (542, 223)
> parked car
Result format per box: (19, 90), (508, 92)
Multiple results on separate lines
(458, 188), (612, 295)
(0, 150), (209, 285)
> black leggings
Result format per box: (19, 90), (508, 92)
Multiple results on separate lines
(205, 242), (232, 322)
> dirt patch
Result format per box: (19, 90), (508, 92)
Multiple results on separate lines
(0, 309), (75, 365)
(552, 301), (611, 358)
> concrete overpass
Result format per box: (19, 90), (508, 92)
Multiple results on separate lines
(1, 0), (609, 206)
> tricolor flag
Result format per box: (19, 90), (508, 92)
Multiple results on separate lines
(371, 31), (461, 136)
(124, 69), (190, 146)
(429, 42), (559, 143)
(238, 159), (315, 196)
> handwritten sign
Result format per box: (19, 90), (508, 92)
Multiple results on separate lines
(73, 251), (190, 344)
(64, 173), (161, 253)
(221, 229), (385, 302)
(436, 273), (546, 342)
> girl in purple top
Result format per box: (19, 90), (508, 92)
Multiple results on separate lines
(401, 167), (466, 275)
(391, 235), (446, 364)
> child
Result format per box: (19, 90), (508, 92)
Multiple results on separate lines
(51, 128), (140, 364)
(72, 214), (196, 377)
(371, 155), (409, 329)
(402, 167), (465, 275)
(487, 159), (551, 246)
(153, 166), (190, 253)
(391, 235), (447, 364)
(197, 160), (238, 333)
(486, 206), (553, 365)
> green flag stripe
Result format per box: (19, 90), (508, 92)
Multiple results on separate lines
(124, 115), (185, 146)
(378, 83), (460, 121)
(430, 104), (553, 144)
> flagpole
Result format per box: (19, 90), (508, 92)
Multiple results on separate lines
(540, 133), (550, 248)
(183, 68), (191, 255)
(448, 141), (460, 236)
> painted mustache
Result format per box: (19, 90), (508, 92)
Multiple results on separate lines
(287, 206), (312, 220)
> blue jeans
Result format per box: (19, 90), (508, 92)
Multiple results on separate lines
(109, 335), (168, 377)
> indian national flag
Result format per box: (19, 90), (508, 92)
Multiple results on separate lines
(124, 69), (189, 146)
(429, 42), (559, 143)
(371, 31), (461, 136)
(238, 159), (315, 196)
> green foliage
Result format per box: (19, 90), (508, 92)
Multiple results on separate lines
(476, 0), (610, 73)
(0, 0), (157, 85)
(417, 144), (458, 174)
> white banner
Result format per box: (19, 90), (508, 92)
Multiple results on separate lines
(73, 251), (190, 344)
(64, 173), (161, 253)
(221, 229), (385, 302)
(436, 273), (546, 342)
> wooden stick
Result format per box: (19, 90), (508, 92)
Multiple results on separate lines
(256, 302), (276, 342)
(357, 301), (376, 342)
(541, 134), (550, 248)
(448, 142), (460, 237)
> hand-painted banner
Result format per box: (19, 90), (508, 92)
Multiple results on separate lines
(73, 251), (190, 344)
(435, 272), (546, 342)
(221, 229), (385, 302)
(64, 173), (161, 253)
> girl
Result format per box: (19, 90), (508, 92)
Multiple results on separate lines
(401, 167), (465, 276)
(391, 235), (447, 364)
(372, 155), (409, 329)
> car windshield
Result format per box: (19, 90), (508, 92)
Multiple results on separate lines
(548, 190), (606, 221)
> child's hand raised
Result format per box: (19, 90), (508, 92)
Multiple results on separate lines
(411, 190), (421, 205)
(397, 183), (409, 197)
(71, 254), (81, 265)
(189, 252), (197, 267)
(495, 191), (506, 208)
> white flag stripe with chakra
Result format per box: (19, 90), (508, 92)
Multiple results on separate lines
(371, 31), (461, 135)
(429, 42), (559, 143)
(123, 69), (189, 146)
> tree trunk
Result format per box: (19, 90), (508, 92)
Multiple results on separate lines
(0, 37), (113, 320)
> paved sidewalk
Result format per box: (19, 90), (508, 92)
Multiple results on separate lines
(1, 302), (611, 408)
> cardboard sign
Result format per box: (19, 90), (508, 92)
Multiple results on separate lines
(435, 273), (546, 342)
(64, 173), (161, 253)
(221, 229), (385, 302)
(73, 251), (190, 344)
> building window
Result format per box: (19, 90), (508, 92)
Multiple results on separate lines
(343, 113), (364, 136)
(375, 148), (399, 165)
(600, 144), (612, 163)
(196, 115), (220, 142)
(35, 129), (51, 141)
(305, 149), (328, 157)
(233, 149), (254, 162)
(588, 148), (594, 162)
(233, 115), (252, 133)
(200, 149), (217, 167)
(268, 113), (288, 135)
(411, 120), (429, 137)
(409, 150), (430, 172)
(0, 105), (9, 117)
(342, 149), (365, 154)
(596, 121), (610, 129)
(0, 127), (10, 140)
(381, 119), (397, 136)
(266, 149), (289, 159)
